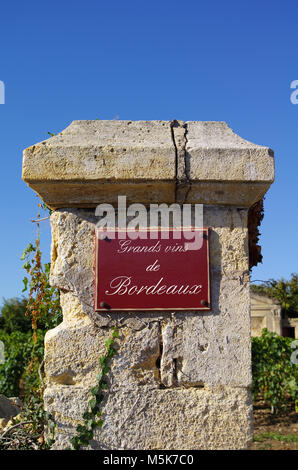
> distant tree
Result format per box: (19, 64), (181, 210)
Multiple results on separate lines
(251, 273), (298, 318)
(0, 297), (31, 333)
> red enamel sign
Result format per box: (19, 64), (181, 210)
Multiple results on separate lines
(95, 228), (211, 311)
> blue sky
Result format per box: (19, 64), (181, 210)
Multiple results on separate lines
(0, 0), (297, 304)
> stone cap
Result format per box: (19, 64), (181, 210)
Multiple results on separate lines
(250, 291), (282, 307)
(22, 120), (274, 208)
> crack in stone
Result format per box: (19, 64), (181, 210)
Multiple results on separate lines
(170, 120), (179, 203)
(170, 120), (192, 205)
(183, 122), (192, 204)
(156, 321), (164, 387)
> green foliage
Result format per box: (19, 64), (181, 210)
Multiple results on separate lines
(39, 200), (52, 215)
(0, 328), (48, 399)
(0, 202), (62, 449)
(254, 432), (298, 443)
(0, 393), (56, 450)
(0, 330), (32, 397)
(19, 394), (56, 448)
(0, 297), (31, 334)
(22, 329), (46, 398)
(21, 241), (62, 335)
(251, 273), (298, 318)
(70, 327), (119, 450)
(252, 329), (298, 413)
(18, 206), (62, 420)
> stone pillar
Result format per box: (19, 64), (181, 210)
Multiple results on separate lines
(22, 120), (274, 449)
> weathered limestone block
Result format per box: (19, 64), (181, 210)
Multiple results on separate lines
(22, 120), (176, 207)
(44, 386), (252, 450)
(44, 206), (252, 448)
(176, 121), (274, 206)
(185, 121), (274, 181)
(22, 120), (275, 450)
(22, 120), (274, 208)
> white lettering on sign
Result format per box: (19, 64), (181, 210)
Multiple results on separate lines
(105, 276), (203, 296)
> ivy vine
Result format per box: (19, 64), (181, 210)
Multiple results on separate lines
(1, 198), (119, 450)
(70, 327), (119, 450)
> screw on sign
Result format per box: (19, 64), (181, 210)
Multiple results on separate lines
(95, 228), (211, 312)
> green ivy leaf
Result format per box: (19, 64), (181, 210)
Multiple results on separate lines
(105, 338), (114, 348)
(82, 411), (93, 420)
(91, 385), (100, 396)
(22, 277), (28, 292)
